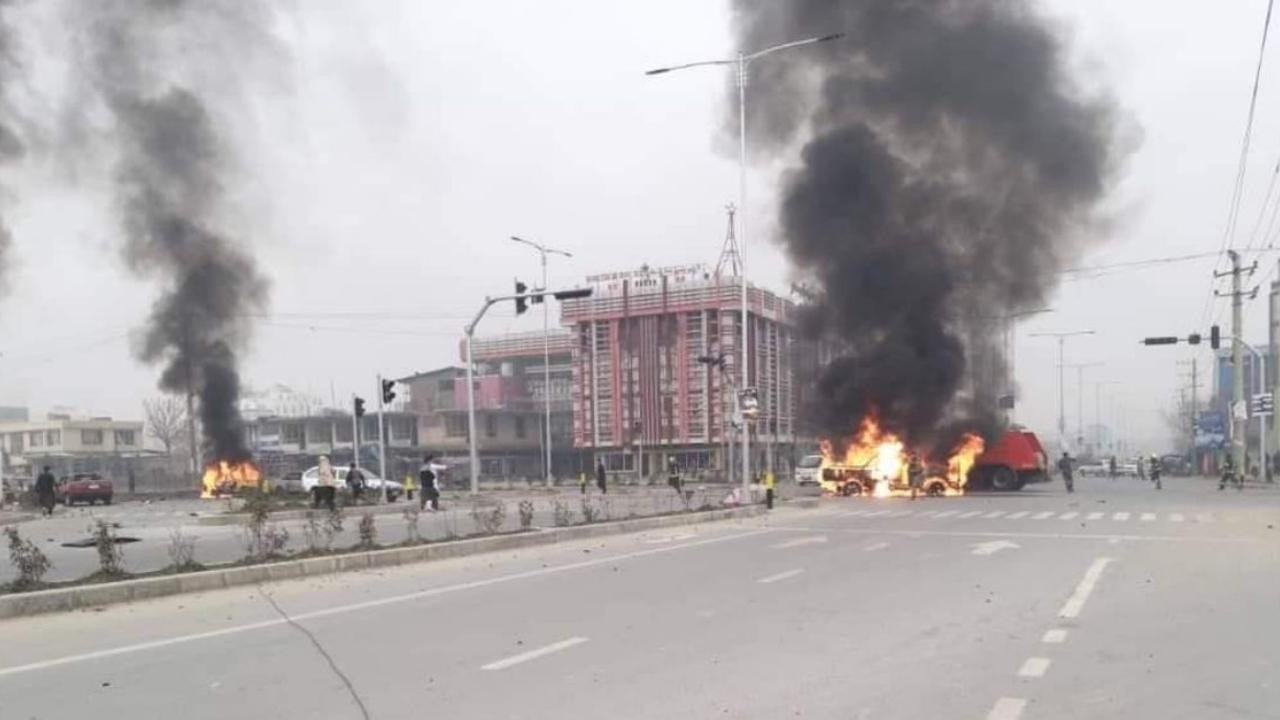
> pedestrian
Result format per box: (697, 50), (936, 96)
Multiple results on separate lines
(579, 471), (587, 495)
(315, 456), (337, 511)
(1108, 456), (1117, 481)
(34, 465), (56, 516)
(419, 454), (439, 511)
(907, 452), (924, 501)
(595, 459), (607, 495)
(403, 470), (417, 502)
(1149, 454), (1162, 490)
(1057, 451), (1074, 494)
(764, 468), (776, 509)
(667, 456), (683, 495)
(347, 462), (365, 504)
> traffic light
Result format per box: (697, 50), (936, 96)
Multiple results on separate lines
(353, 396), (366, 418)
(514, 280), (528, 315)
(381, 379), (396, 405)
(1188, 333), (1201, 345)
(553, 287), (593, 301)
(1141, 336), (1179, 345)
(531, 290), (545, 305)
(1210, 324), (1221, 350)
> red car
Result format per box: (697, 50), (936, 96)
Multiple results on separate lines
(58, 473), (114, 506)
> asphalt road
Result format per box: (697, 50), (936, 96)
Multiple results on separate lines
(0, 475), (1276, 719)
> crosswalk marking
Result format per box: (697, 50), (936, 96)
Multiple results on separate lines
(1031, 511), (1054, 520)
(838, 507), (1223, 525)
(1196, 513), (1214, 523)
(1059, 512), (1078, 520)
(1113, 512), (1130, 521)
(982, 511), (1006, 519)
(867, 510), (893, 517)
(888, 510), (914, 518)
(1140, 513), (1156, 522)
(1170, 513), (1185, 522)
(1086, 512), (1104, 520)
(958, 510), (984, 519)
(1005, 511), (1028, 519)
(934, 510), (960, 518)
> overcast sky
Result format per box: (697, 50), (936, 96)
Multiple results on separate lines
(0, 0), (1276, 453)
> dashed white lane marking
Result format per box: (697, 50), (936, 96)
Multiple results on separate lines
(863, 541), (891, 552)
(1112, 512), (1131, 521)
(987, 697), (1027, 720)
(1170, 513), (1185, 522)
(1059, 557), (1114, 619)
(482, 637), (589, 670)
(1140, 513), (1156, 522)
(1031, 511), (1054, 520)
(934, 510), (960, 518)
(0, 528), (775, 680)
(866, 510), (893, 517)
(1196, 513), (1214, 523)
(1042, 628), (1068, 643)
(982, 510), (1006, 519)
(1086, 512), (1104, 520)
(1018, 657), (1051, 678)
(917, 510), (940, 517)
(958, 510), (984, 519)
(1005, 511), (1029, 519)
(1058, 511), (1078, 520)
(772, 536), (827, 549)
(757, 568), (805, 584)
(888, 510), (914, 518)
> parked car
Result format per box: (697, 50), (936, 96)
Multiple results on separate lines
(300, 466), (403, 502)
(794, 454), (824, 486)
(58, 473), (113, 506)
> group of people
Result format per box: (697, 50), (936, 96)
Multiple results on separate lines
(309, 453), (442, 511)
(1056, 452), (1162, 493)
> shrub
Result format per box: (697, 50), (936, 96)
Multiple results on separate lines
(403, 506), (422, 544)
(92, 519), (125, 576)
(553, 500), (574, 527)
(441, 508), (459, 540)
(469, 501), (507, 535)
(165, 527), (198, 571)
(357, 512), (377, 549)
(517, 500), (535, 530)
(580, 499), (600, 524)
(242, 492), (289, 562)
(4, 526), (51, 590)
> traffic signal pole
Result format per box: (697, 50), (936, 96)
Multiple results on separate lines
(351, 395), (360, 473)
(376, 374), (387, 503)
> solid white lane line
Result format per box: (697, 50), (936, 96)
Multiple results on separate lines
(1170, 513), (1185, 522)
(1140, 513), (1156, 522)
(1112, 512), (1131, 521)
(771, 536), (827, 549)
(481, 637), (589, 671)
(987, 697), (1028, 720)
(1058, 512), (1078, 520)
(863, 541), (891, 552)
(982, 511), (1006, 519)
(1031, 511), (1054, 520)
(958, 510), (984, 519)
(1086, 512), (1104, 520)
(1018, 657), (1051, 678)
(0, 528), (775, 679)
(1059, 556), (1114, 619)
(1005, 511), (1028, 519)
(934, 510), (960, 518)
(1042, 628), (1068, 644)
(757, 568), (805, 584)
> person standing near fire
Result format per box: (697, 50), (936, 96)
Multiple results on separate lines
(1057, 451), (1074, 494)
(315, 455), (337, 511)
(907, 452), (924, 500)
(419, 454), (439, 511)
(346, 462), (365, 504)
(34, 465), (56, 516)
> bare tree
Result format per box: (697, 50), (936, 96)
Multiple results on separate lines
(144, 396), (187, 455)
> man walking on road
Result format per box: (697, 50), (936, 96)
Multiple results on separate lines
(347, 462), (365, 504)
(595, 459), (607, 495)
(34, 465), (56, 516)
(419, 454), (439, 511)
(1058, 451), (1074, 494)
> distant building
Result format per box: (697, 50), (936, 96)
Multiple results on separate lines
(0, 414), (145, 475)
(559, 263), (797, 478)
(0, 406), (28, 423)
(239, 384), (328, 421)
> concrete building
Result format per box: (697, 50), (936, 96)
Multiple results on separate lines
(559, 263), (797, 479)
(0, 414), (145, 477)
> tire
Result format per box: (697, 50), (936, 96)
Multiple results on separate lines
(925, 482), (946, 497)
(88, 498), (96, 506)
(990, 467), (1018, 491)
(103, 496), (113, 505)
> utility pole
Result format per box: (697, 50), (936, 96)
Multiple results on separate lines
(1215, 250), (1257, 473)
(1065, 362), (1102, 452)
(376, 374), (387, 503)
(1178, 359), (1201, 472)
(1030, 330), (1095, 451)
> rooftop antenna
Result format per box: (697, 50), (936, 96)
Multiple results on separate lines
(715, 203), (742, 278)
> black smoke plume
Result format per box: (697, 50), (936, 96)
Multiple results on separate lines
(72, 1), (270, 462)
(729, 1), (1124, 452)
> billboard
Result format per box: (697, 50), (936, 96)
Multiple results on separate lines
(1195, 410), (1227, 450)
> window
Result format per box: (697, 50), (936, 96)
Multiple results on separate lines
(445, 415), (468, 438)
(438, 379), (454, 392)
(46, 430), (60, 446)
(391, 418), (413, 441)
(28, 432), (43, 447)
(282, 423), (303, 444)
(9, 433), (21, 453)
(81, 429), (104, 446)
(114, 430), (136, 447)
(515, 416), (527, 439)
(335, 422), (353, 443)
(485, 414), (497, 438)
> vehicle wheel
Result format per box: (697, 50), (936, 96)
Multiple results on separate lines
(925, 482), (946, 497)
(88, 498), (96, 506)
(990, 467), (1018, 491)
(103, 497), (112, 505)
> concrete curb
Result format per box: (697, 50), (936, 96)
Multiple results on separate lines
(0, 505), (767, 620)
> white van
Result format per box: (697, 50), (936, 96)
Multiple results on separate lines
(794, 454), (824, 486)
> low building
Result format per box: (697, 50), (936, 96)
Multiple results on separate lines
(0, 414), (147, 480)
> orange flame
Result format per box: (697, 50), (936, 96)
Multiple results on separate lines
(201, 460), (263, 499)
(819, 415), (985, 498)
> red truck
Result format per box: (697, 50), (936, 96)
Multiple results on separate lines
(967, 429), (1049, 491)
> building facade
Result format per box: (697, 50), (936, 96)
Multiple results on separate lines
(0, 415), (146, 479)
(559, 264), (796, 478)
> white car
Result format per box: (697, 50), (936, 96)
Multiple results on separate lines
(301, 466), (404, 501)
(794, 454), (824, 486)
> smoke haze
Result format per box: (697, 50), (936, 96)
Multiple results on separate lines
(729, 0), (1126, 452)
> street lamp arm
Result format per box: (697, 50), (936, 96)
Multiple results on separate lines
(745, 32), (845, 62)
(644, 59), (735, 75)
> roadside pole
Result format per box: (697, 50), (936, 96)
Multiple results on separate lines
(376, 374), (388, 503)
(351, 395), (360, 473)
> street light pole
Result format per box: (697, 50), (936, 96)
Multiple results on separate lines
(1237, 339), (1268, 478)
(647, 32), (843, 498)
(511, 236), (572, 489)
(1030, 330), (1095, 451)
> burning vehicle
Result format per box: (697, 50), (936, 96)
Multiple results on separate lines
(201, 460), (264, 499)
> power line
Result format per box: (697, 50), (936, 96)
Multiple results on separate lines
(1201, 0), (1277, 327)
